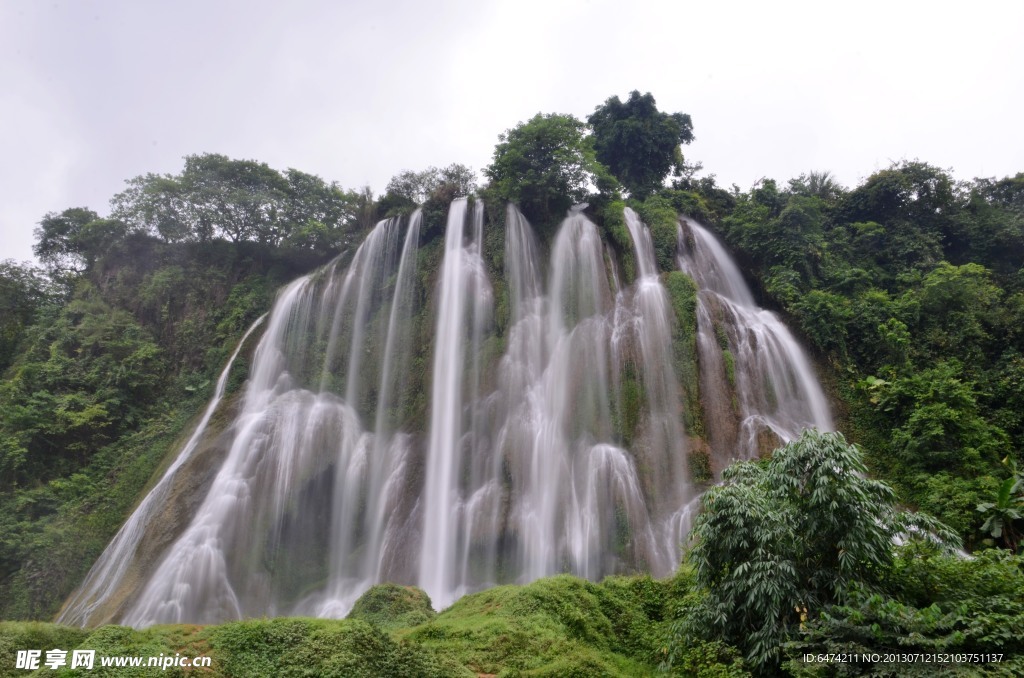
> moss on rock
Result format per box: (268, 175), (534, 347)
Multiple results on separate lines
(661, 271), (703, 437)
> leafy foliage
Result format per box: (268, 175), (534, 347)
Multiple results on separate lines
(588, 91), (694, 199)
(0, 622), (90, 678)
(703, 160), (1024, 543)
(676, 430), (958, 672)
(383, 164), (477, 206)
(976, 457), (1024, 552)
(632, 195), (680, 272)
(0, 573), (718, 677)
(33, 208), (125, 275)
(208, 618), (463, 678)
(662, 271), (703, 435)
(406, 574), (681, 676)
(0, 254), (277, 617)
(785, 545), (1024, 676)
(0, 260), (63, 372)
(0, 290), (165, 489)
(347, 584), (436, 631)
(111, 154), (362, 250)
(485, 113), (615, 230)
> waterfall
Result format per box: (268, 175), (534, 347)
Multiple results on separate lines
(61, 201), (833, 627)
(622, 208), (688, 511)
(678, 216), (833, 461)
(57, 314), (266, 626)
(418, 199), (493, 609)
(65, 212), (426, 627)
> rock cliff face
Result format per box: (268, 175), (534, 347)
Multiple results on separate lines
(60, 200), (831, 627)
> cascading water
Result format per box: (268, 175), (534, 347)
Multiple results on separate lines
(495, 207), (674, 589)
(621, 208), (689, 511)
(61, 200), (832, 628)
(677, 216), (833, 460)
(61, 212), (426, 627)
(57, 315), (266, 626)
(418, 199), (494, 608)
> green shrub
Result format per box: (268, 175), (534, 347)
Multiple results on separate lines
(634, 195), (680, 273)
(602, 200), (636, 284)
(276, 621), (460, 678)
(785, 547), (1024, 676)
(406, 575), (669, 676)
(347, 583), (435, 630)
(688, 449), (713, 485)
(677, 430), (959, 673)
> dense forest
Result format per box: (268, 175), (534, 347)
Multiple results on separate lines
(1, 91), (1022, 675)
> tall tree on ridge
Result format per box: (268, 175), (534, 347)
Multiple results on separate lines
(588, 90), (694, 198)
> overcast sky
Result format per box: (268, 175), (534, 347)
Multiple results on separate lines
(2, 0), (1022, 263)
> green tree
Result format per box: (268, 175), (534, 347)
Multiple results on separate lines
(113, 154), (348, 247)
(793, 290), (851, 358)
(33, 208), (101, 273)
(281, 169), (361, 251)
(115, 160), (361, 252)
(874, 361), (1008, 474)
(485, 113), (614, 227)
(787, 170), (845, 203)
(111, 173), (193, 242)
(587, 90), (693, 198)
(675, 430), (958, 672)
(948, 175), (1024, 275)
(836, 162), (958, 276)
(0, 289), (165, 487)
(178, 154), (290, 245)
(384, 164), (477, 205)
(0, 261), (61, 372)
(912, 262), (1002, 366)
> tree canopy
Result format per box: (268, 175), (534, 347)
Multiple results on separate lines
(484, 113), (614, 228)
(111, 154), (363, 250)
(587, 90), (694, 198)
(33, 208), (111, 274)
(0, 261), (62, 372)
(713, 159), (1024, 544)
(383, 164), (477, 206)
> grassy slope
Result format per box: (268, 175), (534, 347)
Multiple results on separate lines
(0, 572), (724, 678)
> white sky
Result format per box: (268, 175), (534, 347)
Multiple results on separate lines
(2, 0), (1022, 264)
